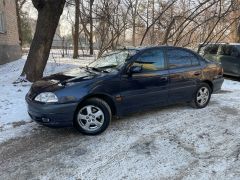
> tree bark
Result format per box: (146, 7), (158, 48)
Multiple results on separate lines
(131, 0), (138, 46)
(132, 19), (136, 46)
(15, 0), (22, 46)
(89, 0), (94, 55)
(21, 0), (66, 82)
(237, 22), (240, 43)
(73, 0), (80, 59)
(162, 18), (175, 45)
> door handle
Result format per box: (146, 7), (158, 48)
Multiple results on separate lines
(160, 76), (168, 81)
(194, 71), (201, 76)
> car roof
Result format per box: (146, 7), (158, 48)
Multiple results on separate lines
(199, 42), (240, 47)
(229, 43), (240, 46)
(118, 45), (184, 51)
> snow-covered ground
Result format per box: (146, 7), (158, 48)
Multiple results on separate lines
(0, 55), (240, 179)
(0, 55), (93, 143)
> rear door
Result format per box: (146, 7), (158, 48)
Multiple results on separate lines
(166, 48), (202, 103)
(120, 48), (169, 113)
(218, 45), (240, 76)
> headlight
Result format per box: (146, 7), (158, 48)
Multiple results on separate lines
(35, 92), (58, 103)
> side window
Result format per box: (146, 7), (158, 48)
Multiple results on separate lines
(231, 47), (239, 57)
(204, 44), (219, 55)
(220, 45), (233, 56)
(0, 0), (5, 33)
(134, 49), (165, 71)
(167, 49), (199, 69)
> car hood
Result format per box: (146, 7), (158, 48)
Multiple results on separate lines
(43, 67), (98, 83)
(30, 67), (100, 93)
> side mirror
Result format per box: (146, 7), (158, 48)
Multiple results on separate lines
(129, 65), (142, 74)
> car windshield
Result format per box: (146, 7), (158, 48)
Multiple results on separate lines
(88, 50), (138, 70)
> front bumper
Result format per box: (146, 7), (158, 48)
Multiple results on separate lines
(212, 77), (224, 93)
(26, 98), (78, 127)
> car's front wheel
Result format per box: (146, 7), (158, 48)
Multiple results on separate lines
(191, 83), (212, 108)
(74, 98), (112, 135)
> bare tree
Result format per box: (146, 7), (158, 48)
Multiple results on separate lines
(78, 0), (95, 55)
(19, 0), (238, 82)
(15, 0), (28, 46)
(139, 0), (177, 45)
(126, 0), (139, 46)
(73, 0), (80, 58)
(94, 0), (130, 57)
(20, 0), (66, 82)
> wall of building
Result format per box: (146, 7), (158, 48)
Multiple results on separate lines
(0, 0), (21, 65)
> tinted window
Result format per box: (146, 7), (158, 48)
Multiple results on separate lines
(134, 49), (165, 71)
(218, 45), (232, 56)
(235, 45), (240, 52)
(167, 49), (199, 69)
(203, 44), (219, 55)
(231, 46), (240, 57)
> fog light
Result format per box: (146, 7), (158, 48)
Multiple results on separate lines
(42, 117), (50, 123)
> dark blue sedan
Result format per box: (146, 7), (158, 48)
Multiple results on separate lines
(26, 46), (224, 135)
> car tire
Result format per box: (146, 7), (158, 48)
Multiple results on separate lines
(74, 98), (112, 135)
(190, 83), (212, 109)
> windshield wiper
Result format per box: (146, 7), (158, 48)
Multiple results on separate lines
(78, 66), (97, 74)
(91, 67), (110, 73)
(103, 65), (120, 72)
(91, 67), (102, 72)
(89, 65), (119, 73)
(98, 65), (118, 69)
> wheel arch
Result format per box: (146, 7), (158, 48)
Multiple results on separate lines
(74, 93), (117, 117)
(201, 80), (213, 92)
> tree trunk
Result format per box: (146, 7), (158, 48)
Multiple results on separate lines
(21, 0), (65, 82)
(162, 18), (175, 45)
(89, 0), (94, 55)
(131, 0), (138, 46)
(237, 22), (240, 43)
(132, 18), (136, 46)
(73, 0), (80, 59)
(15, 0), (22, 46)
(150, 0), (155, 44)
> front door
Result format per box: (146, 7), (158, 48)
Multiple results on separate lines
(119, 48), (169, 113)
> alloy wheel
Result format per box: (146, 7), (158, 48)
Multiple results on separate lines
(77, 105), (105, 132)
(196, 87), (209, 106)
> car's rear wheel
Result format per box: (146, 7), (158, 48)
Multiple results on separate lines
(191, 83), (212, 108)
(74, 98), (111, 135)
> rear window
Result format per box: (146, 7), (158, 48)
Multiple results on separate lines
(167, 49), (200, 69)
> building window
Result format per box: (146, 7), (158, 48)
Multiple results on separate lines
(0, 0), (5, 33)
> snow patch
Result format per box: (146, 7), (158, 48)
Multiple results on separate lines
(0, 55), (93, 143)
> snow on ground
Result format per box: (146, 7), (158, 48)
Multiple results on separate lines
(0, 55), (240, 179)
(0, 55), (94, 143)
(0, 54), (239, 144)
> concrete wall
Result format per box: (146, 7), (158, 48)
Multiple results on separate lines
(0, 0), (21, 65)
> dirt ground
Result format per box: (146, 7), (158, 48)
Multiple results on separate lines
(1, 79), (240, 179)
